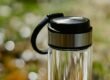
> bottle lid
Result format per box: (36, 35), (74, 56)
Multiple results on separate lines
(48, 16), (92, 50)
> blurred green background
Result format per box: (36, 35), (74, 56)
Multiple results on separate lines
(0, 0), (110, 80)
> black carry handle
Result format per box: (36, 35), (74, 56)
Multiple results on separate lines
(31, 13), (64, 54)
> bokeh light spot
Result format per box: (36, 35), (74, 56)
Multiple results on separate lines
(21, 50), (33, 61)
(19, 26), (31, 38)
(28, 72), (38, 80)
(0, 5), (12, 17)
(5, 41), (15, 51)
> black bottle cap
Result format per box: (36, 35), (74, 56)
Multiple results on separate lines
(49, 16), (92, 34)
(48, 16), (92, 50)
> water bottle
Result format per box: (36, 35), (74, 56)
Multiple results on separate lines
(31, 13), (92, 80)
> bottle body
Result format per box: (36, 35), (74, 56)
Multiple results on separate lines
(48, 47), (92, 80)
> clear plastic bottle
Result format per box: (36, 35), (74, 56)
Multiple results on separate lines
(48, 47), (92, 80)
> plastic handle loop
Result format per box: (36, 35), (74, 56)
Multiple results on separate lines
(31, 13), (64, 54)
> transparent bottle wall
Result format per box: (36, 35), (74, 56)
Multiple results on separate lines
(48, 47), (92, 80)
